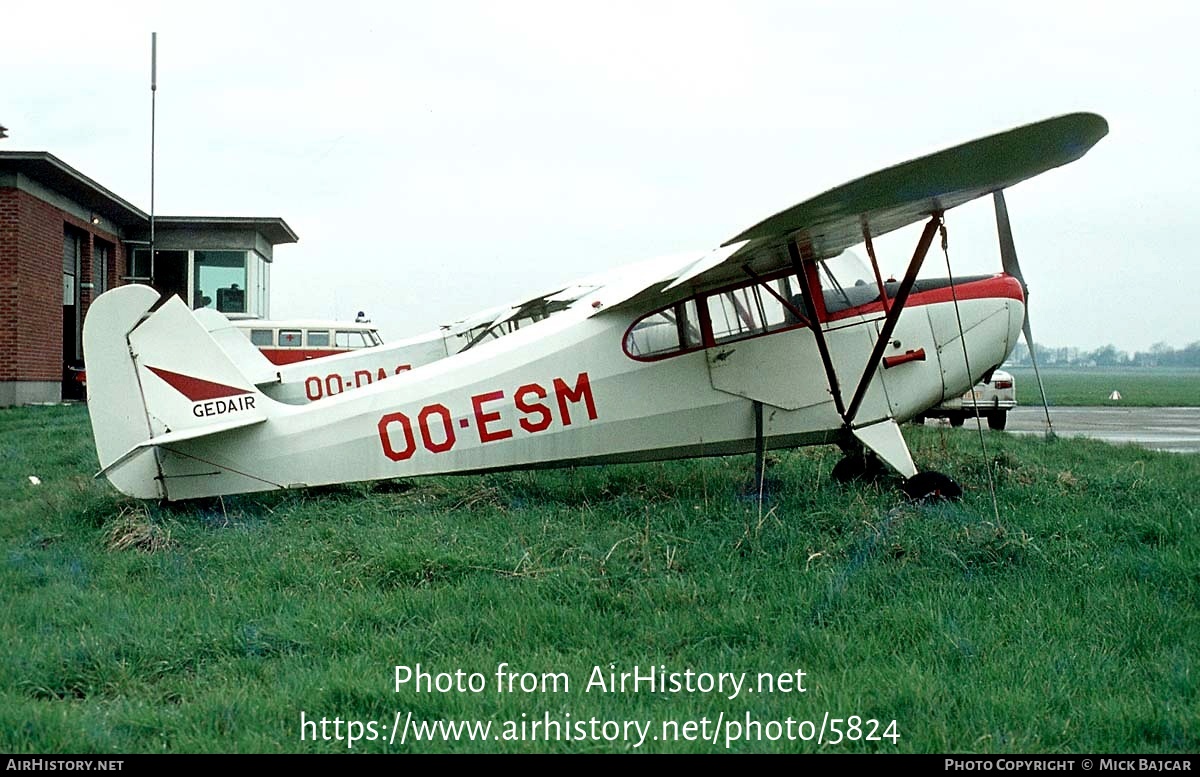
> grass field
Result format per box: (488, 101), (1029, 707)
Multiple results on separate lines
(1007, 367), (1200, 408)
(1, 405), (1196, 753)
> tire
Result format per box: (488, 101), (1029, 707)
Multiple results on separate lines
(902, 471), (963, 501)
(912, 414), (926, 425)
(831, 455), (867, 483)
(831, 453), (887, 484)
(949, 414), (965, 428)
(987, 410), (1007, 431)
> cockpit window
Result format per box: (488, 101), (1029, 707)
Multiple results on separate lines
(707, 277), (797, 343)
(625, 275), (812, 361)
(625, 251), (924, 361)
(625, 300), (702, 358)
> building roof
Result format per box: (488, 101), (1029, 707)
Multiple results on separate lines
(152, 216), (298, 245)
(0, 151), (298, 244)
(0, 151), (148, 228)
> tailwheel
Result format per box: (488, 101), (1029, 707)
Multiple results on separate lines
(830, 451), (889, 484)
(902, 471), (963, 501)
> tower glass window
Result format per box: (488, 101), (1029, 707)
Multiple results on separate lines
(194, 250), (248, 313)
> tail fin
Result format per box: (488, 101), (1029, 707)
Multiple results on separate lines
(192, 308), (281, 387)
(84, 286), (271, 498)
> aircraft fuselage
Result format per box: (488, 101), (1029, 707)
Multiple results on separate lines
(142, 274), (1022, 500)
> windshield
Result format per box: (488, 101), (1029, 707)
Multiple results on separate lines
(818, 250), (877, 312)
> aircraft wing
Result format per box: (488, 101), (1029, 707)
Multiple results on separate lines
(610, 112), (1108, 306)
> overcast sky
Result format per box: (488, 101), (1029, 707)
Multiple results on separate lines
(4, 1), (1197, 352)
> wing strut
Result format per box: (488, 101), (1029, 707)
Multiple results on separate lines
(844, 213), (943, 425)
(787, 238), (847, 419)
(861, 219), (891, 317)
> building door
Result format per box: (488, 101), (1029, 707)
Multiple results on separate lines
(62, 228), (84, 400)
(153, 250), (189, 304)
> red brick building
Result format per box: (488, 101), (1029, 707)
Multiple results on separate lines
(0, 151), (296, 405)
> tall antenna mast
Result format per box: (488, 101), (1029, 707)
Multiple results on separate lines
(149, 32), (157, 281)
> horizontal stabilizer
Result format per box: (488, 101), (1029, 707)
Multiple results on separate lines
(96, 415), (267, 478)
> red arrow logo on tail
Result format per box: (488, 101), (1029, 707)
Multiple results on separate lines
(146, 366), (250, 401)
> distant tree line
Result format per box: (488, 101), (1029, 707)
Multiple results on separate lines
(1007, 341), (1200, 368)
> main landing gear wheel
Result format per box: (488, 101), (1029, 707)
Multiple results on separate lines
(902, 471), (963, 501)
(831, 452), (889, 484)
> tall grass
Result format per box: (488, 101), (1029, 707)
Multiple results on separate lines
(0, 405), (1195, 752)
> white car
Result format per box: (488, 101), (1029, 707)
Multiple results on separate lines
(914, 369), (1016, 430)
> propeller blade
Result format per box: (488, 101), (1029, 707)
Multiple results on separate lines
(1022, 317), (1038, 367)
(994, 190), (1025, 291)
(994, 190), (1055, 437)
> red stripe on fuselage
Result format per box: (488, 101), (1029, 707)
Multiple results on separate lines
(146, 366), (250, 401)
(260, 348), (351, 365)
(825, 274), (1024, 323)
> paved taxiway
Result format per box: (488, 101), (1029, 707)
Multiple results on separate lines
(948, 406), (1200, 453)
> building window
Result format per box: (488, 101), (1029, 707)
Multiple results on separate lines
(63, 227), (84, 364)
(95, 243), (110, 293)
(256, 257), (270, 318)
(129, 248), (152, 280)
(194, 250), (248, 314)
(63, 230), (80, 305)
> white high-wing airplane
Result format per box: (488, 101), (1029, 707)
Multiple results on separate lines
(84, 113), (1108, 502)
